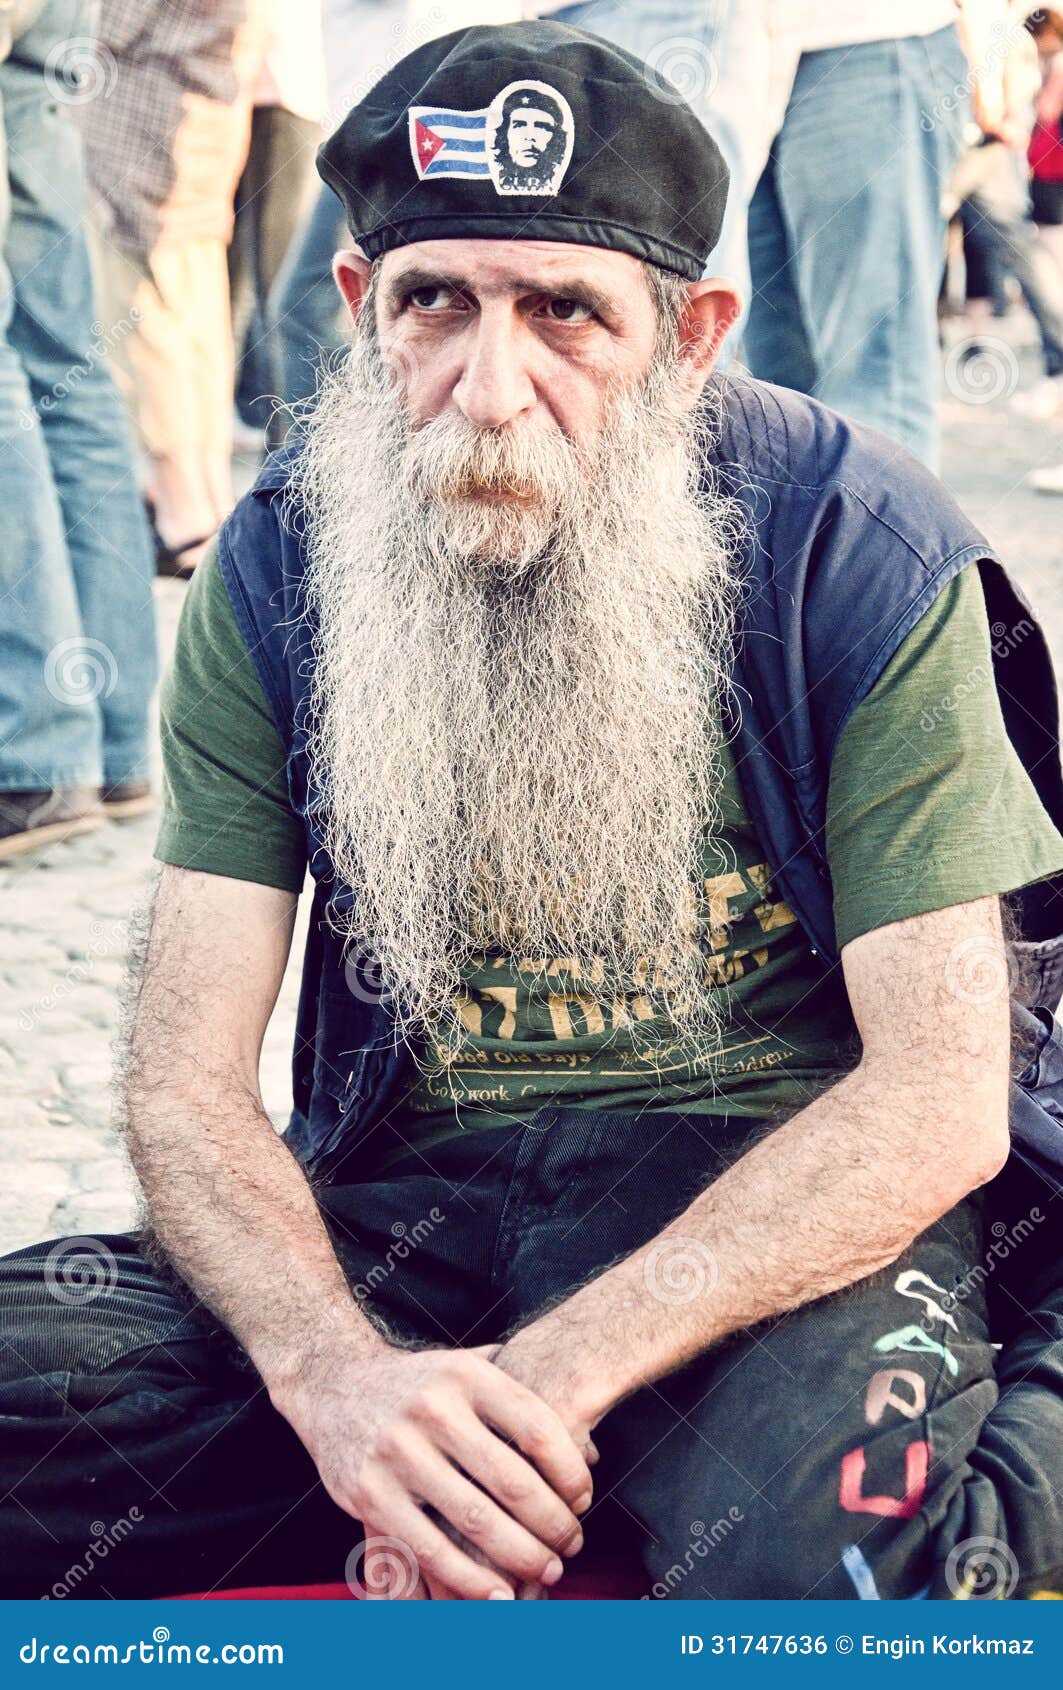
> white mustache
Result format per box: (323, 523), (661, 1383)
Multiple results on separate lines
(404, 411), (584, 505)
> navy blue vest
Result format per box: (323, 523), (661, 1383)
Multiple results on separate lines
(216, 376), (1063, 1184)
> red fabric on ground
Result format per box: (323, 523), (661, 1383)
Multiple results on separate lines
(172, 1562), (649, 1601)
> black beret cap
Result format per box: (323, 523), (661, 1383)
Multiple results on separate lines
(318, 20), (729, 281)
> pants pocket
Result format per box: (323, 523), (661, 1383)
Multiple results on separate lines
(0, 1368), (73, 1418)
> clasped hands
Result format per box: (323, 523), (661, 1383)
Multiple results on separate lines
(283, 1338), (602, 1601)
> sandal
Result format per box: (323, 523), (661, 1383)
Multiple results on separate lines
(150, 516), (215, 582)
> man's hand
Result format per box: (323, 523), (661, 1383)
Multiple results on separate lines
(278, 1344), (593, 1600)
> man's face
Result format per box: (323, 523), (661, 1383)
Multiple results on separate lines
(375, 238), (660, 441)
(371, 240), (663, 562)
(506, 106), (555, 165)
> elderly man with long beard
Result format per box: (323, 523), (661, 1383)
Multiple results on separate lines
(2, 21), (1063, 1604)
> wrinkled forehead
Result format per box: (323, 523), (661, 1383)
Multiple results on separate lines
(375, 237), (654, 305)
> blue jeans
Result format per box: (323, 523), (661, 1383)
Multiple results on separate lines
(0, 0), (156, 792)
(271, 183), (348, 417)
(551, 0), (746, 290)
(550, 6), (967, 468)
(744, 28), (969, 470)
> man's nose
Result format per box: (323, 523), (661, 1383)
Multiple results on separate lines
(452, 314), (536, 429)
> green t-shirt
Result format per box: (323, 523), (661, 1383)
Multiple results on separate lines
(156, 547), (1063, 1154)
(157, 553), (305, 895)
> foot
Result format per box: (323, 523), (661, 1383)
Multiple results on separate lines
(151, 523), (215, 580)
(143, 469), (217, 579)
(1026, 461), (1063, 494)
(100, 780), (154, 820)
(0, 787), (103, 860)
(1011, 375), (1063, 420)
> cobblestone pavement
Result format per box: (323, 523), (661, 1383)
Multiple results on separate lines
(3, 333), (1063, 1256)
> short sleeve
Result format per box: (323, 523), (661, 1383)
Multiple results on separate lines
(154, 543), (306, 893)
(826, 567), (1063, 950)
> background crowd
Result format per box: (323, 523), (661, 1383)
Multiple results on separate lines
(2, 0), (1063, 862)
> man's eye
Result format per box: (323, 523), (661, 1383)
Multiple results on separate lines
(407, 286), (455, 311)
(543, 297), (593, 324)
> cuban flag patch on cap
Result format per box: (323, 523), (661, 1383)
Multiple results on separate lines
(409, 103), (490, 182)
(408, 81), (575, 197)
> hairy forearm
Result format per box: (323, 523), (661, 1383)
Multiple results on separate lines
(122, 869), (389, 1414)
(124, 1077), (387, 1401)
(498, 1060), (1007, 1425)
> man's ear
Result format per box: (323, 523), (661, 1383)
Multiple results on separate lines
(334, 250), (373, 321)
(674, 278), (743, 401)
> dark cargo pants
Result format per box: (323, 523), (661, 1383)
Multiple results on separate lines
(0, 1108), (1060, 1599)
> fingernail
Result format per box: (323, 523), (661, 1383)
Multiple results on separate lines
(489, 1587), (514, 1600)
(574, 1489), (593, 1513)
(541, 1557), (565, 1585)
(563, 1528), (584, 1557)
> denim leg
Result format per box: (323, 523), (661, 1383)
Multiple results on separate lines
(0, 287), (100, 788)
(271, 185), (349, 416)
(745, 157), (819, 400)
(0, 1), (156, 791)
(0, 44), (97, 787)
(745, 26), (969, 470)
(232, 106), (319, 436)
(960, 208), (1011, 312)
(961, 144), (1063, 378)
(548, 0), (792, 327)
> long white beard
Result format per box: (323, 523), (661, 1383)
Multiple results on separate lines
(288, 311), (743, 1052)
